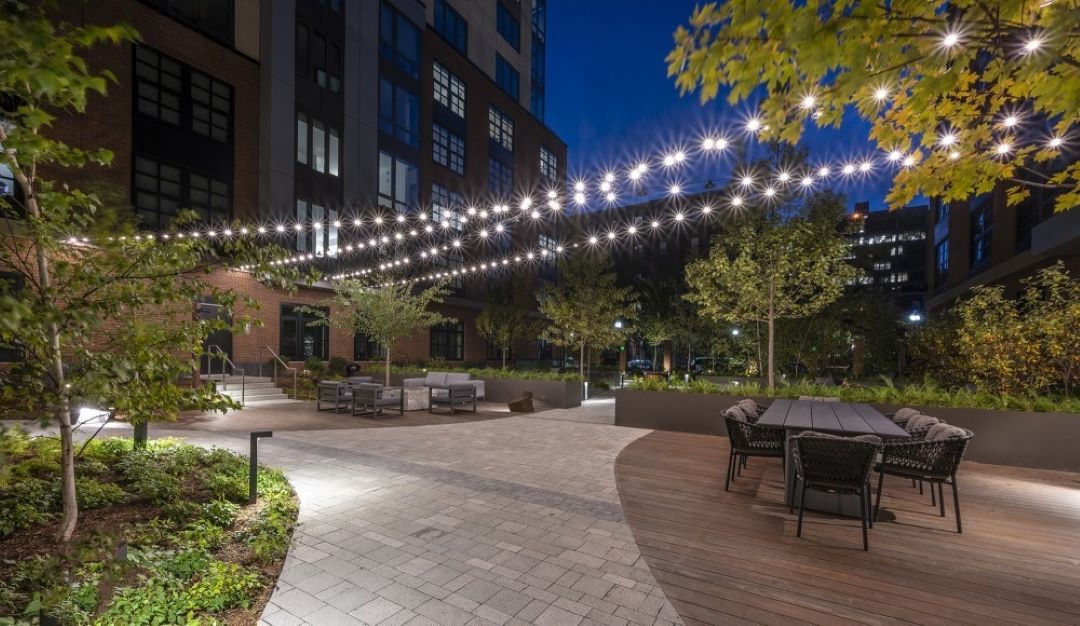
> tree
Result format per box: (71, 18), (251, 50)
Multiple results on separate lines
(668, 1), (1079, 212)
(538, 252), (637, 381)
(0, 7), (297, 541)
(684, 196), (857, 390)
(314, 280), (451, 386)
(638, 315), (673, 369)
(475, 277), (542, 369)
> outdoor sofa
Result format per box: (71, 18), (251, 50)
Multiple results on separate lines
(402, 371), (486, 401)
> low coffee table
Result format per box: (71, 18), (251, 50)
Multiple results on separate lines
(401, 386), (430, 411)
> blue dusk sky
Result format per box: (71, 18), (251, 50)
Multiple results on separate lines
(544, 0), (895, 212)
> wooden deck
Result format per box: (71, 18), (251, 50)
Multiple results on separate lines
(614, 430), (1080, 626)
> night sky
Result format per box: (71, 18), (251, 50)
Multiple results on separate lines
(544, 0), (894, 212)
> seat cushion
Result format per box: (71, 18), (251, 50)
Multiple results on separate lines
(925, 423), (968, 441)
(723, 406), (746, 422)
(424, 372), (448, 386)
(445, 372), (471, 384)
(905, 413), (940, 432)
(851, 434), (882, 446)
(893, 407), (919, 422)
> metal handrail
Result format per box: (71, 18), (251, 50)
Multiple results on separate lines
(207, 344), (245, 406)
(260, 346), (297, 400)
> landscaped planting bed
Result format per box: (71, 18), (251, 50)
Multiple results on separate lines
(0, 429), (298, 625)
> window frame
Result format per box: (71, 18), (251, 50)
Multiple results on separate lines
(433, 61), (466, 118)
(433, 0), (468, 54)
(488, 106), (514, 152)
(496, 2), (521, 51)
(280, 304), (329, 361)
(430, 321), (465, 361)
(495, 54), (520, 101)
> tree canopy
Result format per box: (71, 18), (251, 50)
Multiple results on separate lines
(668, 1), (1079, 212)
(475, 277), (542, 370)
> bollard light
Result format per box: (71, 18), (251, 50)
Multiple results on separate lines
(249, 431), (273, 504)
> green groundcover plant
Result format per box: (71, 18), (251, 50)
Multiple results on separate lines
(629, 377), (1080, 414)
(0, 430), (298, 625)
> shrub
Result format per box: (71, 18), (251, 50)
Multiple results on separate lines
(178, 519), (226, 551)
(186, 561), (261, 611)
(96, 559), (260, 624)
(328, 355), (349, 376)
(200, 499), (239, 529)
(0, 477), (59, 537)
(304, 356), (326, 377)
(205, 471), (248, 504)
(161, 499), (198, 522)
(161, 549), (212, 580)
(11, 456), (59, 479)
(75, 478), (126, 509)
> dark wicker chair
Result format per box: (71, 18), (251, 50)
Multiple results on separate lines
(790, 432), (881, 551)
(874, 426), (974, 532)
(722, 408), (784, 491)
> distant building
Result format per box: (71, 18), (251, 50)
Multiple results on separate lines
(926, 189), (1079, 313)
(845, 201), (931, 314)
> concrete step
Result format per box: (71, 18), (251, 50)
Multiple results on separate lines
(205, 374), (272, 384)
(238, 394), (291, 404)
(214, 381), (278, 390)
(221, 387), (285, 398)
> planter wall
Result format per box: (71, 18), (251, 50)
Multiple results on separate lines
(614, 389), (1079, 472)
(377, 372), (581, 409)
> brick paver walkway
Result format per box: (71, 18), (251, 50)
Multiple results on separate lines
(153, 409), (682, 626)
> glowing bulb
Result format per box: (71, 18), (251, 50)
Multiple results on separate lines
(1023, 36), (1044, 54)
(764, 186), (776, 197)
(574, 181), (585, 192)
(257, 226), (266, 234)
(902, 155), (916, 168)
(940, 133), (957, 147)
(674, 212), (685, 222)
(873, 87), (889, 102)
(276, 224), (286, 232)
(996, 142), (1012, 155)
(1003, 115), (1019, 128)
(600, 181), (612, 192)
(701, 205), (713, 214)
(651, 220), (660, 229)
(740, 175), (754, 187)
(548, 200), (560, 210)
(800, 94), (816, 109)
(949, 150), (961, 160)
(588, 236), (599, 245)
(531, 210), (541, 219)
(547, 190), (558, 200)
(702, 137), (716, 150)
(662, 154), (676, 167)
(668, 184), (681, 195)
(627, 225), (637, 234)
(607, 232), (617, 241)
(605, 192), (616, 202)
(628, 169), (643, 181)
(745, 117), (762, 132)
(888, 150), (903, 162)
(674, 151), (686, 163)
(396, 214), (406, 222)
(842, 164), (856, 175)
(715, 138), (729, 150)
(942, 32), (960, 48)
(574, 192), (586, 205)
(374, 216), (383, 224)
(452, 239), (461, 247)
(859, 161), (873, 173)
(777, 171), (791, 183)
(495, 224), (505, 232)
(817, 166), (830, 178)
(1048, 136), (1063, 149)
(801, 176), (815, 188)
(603, 172), (615, 183)
(731, 196), (744, 207)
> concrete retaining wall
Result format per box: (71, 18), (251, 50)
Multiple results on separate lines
(614, 389), (1079, 472)
(379, 372), (582, 410)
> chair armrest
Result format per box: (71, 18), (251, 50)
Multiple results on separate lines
(402, 378), (426, 388)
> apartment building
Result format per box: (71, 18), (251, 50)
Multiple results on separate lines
(846, 201), (931, 315)
(33, 0), (566, 372)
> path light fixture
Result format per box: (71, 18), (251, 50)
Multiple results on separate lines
(249, 431), (273, 504)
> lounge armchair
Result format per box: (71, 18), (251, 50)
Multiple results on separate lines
(316, 381), (352, 413)
(721, 406), (784, 491)
(430, 383), (477, 415)
(351, 383), (404, 417)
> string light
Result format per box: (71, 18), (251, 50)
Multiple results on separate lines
(800, 94), (816, 110)
(939, 132), (957, 147)
(745, 117), (762, 132)
(1048, 136), (1064, 149)
(941, 31), (961, 49)
(1022, 35), (1044, 54)
(668, 184), (682, 195)
(873, 86), (889, 102)
(574, 181), (586, 193)
(996, 142), (1012, 155)
(1003, 114), (1020, 128)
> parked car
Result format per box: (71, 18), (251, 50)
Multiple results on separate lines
(626, 358), (653, 372)
(690, 356), (718, 374)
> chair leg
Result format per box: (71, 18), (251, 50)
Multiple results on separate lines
(859, 489), (869, 551)
(865, 485), (873, 529)
(736, 455), (743, 477)
(919, 480), (924, 495)
(724, 450), (734, 492)
(938, 483), (946, 517)
(796, 482), (807, 538)
(930, 481), (936, 506)
(873, 468), (885, 521)
(951, 473), (962, 533)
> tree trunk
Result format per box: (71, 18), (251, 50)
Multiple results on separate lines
(384, 348), (391, 386)
(767, 315), (775, 392)
(579, 342), (585, 381)
(501, 347), (507, 370)
(20, 172), (78, 542)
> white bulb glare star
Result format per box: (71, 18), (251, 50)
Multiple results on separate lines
(888, 150), (903, 162)
(800, 94), (816, 110)
(817, 166), (830, 178)
(702, 137), (716, 150)
(605, 192), (616, 202)
(746, 118), (762, 132)
(662, 154), (676, 167)
(902, 155), (916, 168)
(531, 210), (541, 219)
(764, 186), (777, 197)
(573, 192), (586, 205)
(651, 220), (660, 228)
(1048, 136), (1063, 149)
(607, 232), (617, 241)
(842, 164), (856, 175)
(777, 171), (791, 183)
(731, 196), (744, 207)
(701, 205), (713, 214)
(859, 161), (873, 173)
(940, 133), (957, 147)
(547, 190), (558, 200)
(588, 236), (599, 245)
(740, 175), (754, 187)
(949, 150), (961, 160)
(674, 151), (686, 163)
(600, 181), (612, 192)
(1023, 36), (1044, 54)
(604, 172), (615, 183)
(574, 181), (585, 193)
(873, 87), (889, 102)
(996, 142), (1012, 155)
(627, 225), (637, 234)
(674, 213), (685, 222)
(1003, 115), (1019, 128)
(668, 184), (681, 195)
(801, 176), (814, 187)
(520, 198), (532, 210)
(942, 32), (960, 48)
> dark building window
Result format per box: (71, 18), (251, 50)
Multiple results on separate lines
(379, 2), (420, 77)
(488, 158), (513, 196)
(1, 161), (18, 199)
(433, 62), (466, 118)
(539, 146), (557, 182)
(296, 112), (340, 176)
(295, 198), (338, 257)
(141, 0), (234, 45)
(970, 204), (992, 267)
(433, 124), (465, 175)
(190, 70), (231, 141)
(495, 54), (519, 101)
(133, 155), (231, 227)
(135, 46), (182, 126)
(0, 272), (25, 362)
(298, 24), (342, 94)
(488, 106), (514, 151)
(354, 334), (383, 360)
(530, 78), (545, 122)
(431, 183), (465, 231)
(280, 304), (328, 360)
(496, 3), (520, 50)
(433, 0), (468, 55)
(378, 151), (418, 211)
(379, 78), (419, 147)
(430, 321), (464, 361)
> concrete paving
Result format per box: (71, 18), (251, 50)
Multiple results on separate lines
(145, 401), (682, 626)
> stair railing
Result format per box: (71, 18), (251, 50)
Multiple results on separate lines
(260, 346), (297, 400)
(207, 344), (245, 406)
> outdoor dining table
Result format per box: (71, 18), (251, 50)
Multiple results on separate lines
(757, 399), (910, 518)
